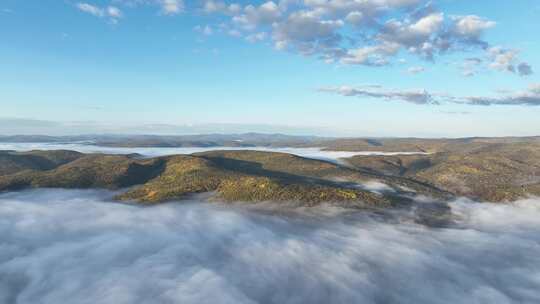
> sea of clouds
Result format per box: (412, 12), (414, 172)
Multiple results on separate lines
(0, 142), (427, 164)
(1, 189), (539, 304)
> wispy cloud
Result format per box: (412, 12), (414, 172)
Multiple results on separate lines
(194, 25), (213, 36)
(108, 0), (184, 15)
(320, 83), (540, 106)
(76, 3), (122, 23)
(440, 111), (471, 115)
(160, 0), (183, 15)
(319, 85), (436, 105)
(407, 66), (426, 74)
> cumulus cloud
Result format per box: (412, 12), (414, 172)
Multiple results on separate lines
(320, 83), (540, 106)
(1, 189), (540, 303)
(272, 11), (344, 57)
(233, 1), (281, 30)
(193, 0), (532, 75)
(488, 46), (519, 73)
(71, 1), (532, 76)
(451, 15), (496, 39)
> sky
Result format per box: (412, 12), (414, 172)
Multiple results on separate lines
(1, 0), (539, 137)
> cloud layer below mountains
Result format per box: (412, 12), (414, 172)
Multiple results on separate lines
(0, 142), (427, 163)
(1, 189), (539, 304)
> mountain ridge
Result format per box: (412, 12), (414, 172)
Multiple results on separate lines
(1, 140), (539, 204)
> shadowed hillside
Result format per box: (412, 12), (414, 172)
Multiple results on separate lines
(346, 142), (540, 202)
(0, 150), (83, 175)
(1, 140), (539, 204)
(0, 150), (401, 207)
(0, 152), (164, 191)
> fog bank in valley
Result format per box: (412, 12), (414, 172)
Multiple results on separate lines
(1, 189), (539, 304)
(0, 142), (427, 164)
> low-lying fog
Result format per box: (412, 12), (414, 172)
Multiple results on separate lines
(0, 142), (427, 163)
(1, 189), (539, 304)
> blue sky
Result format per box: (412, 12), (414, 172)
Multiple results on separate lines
(1, 0), (539, 137)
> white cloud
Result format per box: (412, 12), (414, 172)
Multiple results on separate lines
(452, 15), (496, 38)
(462, 70), (475, 77)
(104, 0), (184, 15)
(320, 85), (435, 104)
(529, 83), (540, 94)
(246, 32), (267, 43)
(160, 0), (183, 15)
(202, 0), (239, 14)
(341, 42), (400, 66)
(488, 46), (519, 73)
(197, 0), (527, 75)
(76, 3), (105, 17)
(71, 0), (531, 77)
(76, 3), (122, 22)
(2, 189), (540, 304)
(272, 11), (344, 55)
(459, 83), (540, 106)
(409, 13), (444, 35)
(232, 1), (282, 30)
(320, 83), (540, 106)
(107, 6), (123, 18)
(344, 11), (363, 25)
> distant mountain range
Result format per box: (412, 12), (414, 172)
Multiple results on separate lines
(0, 133), (320, 147)
(1, 133), (539, 152)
